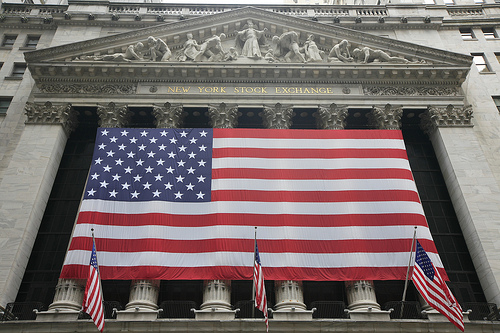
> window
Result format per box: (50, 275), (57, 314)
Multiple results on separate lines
(1, 35), (17, 47)
(443, 0), (455, 4)
(482, 28), (497, 39)
(11, 63), (26, 78)
(459, 28), (475, 40)
(24, 35), (40, 48)
(423, 0), (436, 4)
(472, 53), (491, 72)
(495, 52), (500, 63)
(0, 97), (12, 114)
(493, 97), (500, 112)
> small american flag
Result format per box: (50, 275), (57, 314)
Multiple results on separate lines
(83, 239), (105, 332)
(412, 241), (463, 331)
(254, 242), (268, 332)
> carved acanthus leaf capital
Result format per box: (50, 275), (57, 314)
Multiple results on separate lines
(315, 103), (349, 130)
(208, 102), (239, 129)
(261, 103), (294, 129)
(369, 104), (403, 130)
(421, 104), (473, 133)
(25, 101), (78, 135)
(97, 102), (133, 128)
(153, 102), (184, 128)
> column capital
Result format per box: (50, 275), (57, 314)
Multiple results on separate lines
(261, 103), (294, 129)
(208, 102), (238, 128)
(153, 102), (184, 128)
(97, 102), (133, 128)
(421, 104), (473, 134)
(24, 101), (78, 136)
(369, 104), (403, 130)
(315, 103), (348, 130)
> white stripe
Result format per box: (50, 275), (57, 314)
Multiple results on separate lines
(72, 224), (433, 242)
(65, 250), (445, 269)
(212, 157), (410, 170)
(213, 137), (406, 150)
(212, 178), (418, 192)
(79, 199), (425, 216)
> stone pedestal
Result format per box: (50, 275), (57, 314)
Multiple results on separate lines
(37, 279), (84, 321)
(345, 280), (391, 321)
(273, 280), (313, 320)
(195, 280), (236, 320)
(117, 280), (160, 321)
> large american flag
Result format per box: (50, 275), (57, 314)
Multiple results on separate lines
(412, 241), (463, 331)
(83, 239), (105, 332)
(61, 128), (444, 281)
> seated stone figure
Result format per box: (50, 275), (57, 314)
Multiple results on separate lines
(271, 31), (305, 63)
(194, 33), (226, 62)
(328, 39), (353, 63)
(146, 36), (171, 62)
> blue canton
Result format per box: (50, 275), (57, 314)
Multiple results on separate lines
(84, 128), (213, 202)
(415, 241), (435, 281)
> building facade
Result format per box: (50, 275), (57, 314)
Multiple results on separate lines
(0, 0), (500, 331)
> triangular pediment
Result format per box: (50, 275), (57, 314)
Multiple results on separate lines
(25, 6), (472, 86)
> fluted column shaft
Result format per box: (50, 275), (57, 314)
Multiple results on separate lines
(345, 280), (381, 311)
(48, 279), (85, 311)
(126, 280), (160, 311)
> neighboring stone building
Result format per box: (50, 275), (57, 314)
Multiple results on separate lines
(0, 0), (500, 332)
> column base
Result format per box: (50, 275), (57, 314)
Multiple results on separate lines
(36, 309), (80, 322)
(272, 308), (314, 320)
(193, 308), (237, 320)
(346, 308), (392, 321)
(116, 308), (159, 321)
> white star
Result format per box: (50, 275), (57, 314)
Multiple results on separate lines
(100, 180), (109, 188)
(145, 166), (154, 173)
(112, 173), (121, 181)
(98, 143), (106, 150)
(164, 182), (173, 190)
(124, 166), (133, 174)
(152, 189), (161, 197)
(140, 130), (148, 137)
(136, 159), (144, 166)
(110, 136), (118, 143)
(175, 175), (185, 183)
(158, 144), (167, 151)
(150, 137), (158, 144)
(130, 137), (138, 144)
(131, 191), (140, 198)
(170, 137), (178, 144)
(121, 130), (129, 136)
(95, 157), (103, 165)
(177, 160), (186, 167)
(168, 151), (177, 159)
(196, 191), (205, 199)
(157, 159), (165, 166)
(187, 167), (196, 174)
(91, 173), (99, 180)
(138, 144), (147, 151)
(87, 188), (96, 196)
(179, 145), (187, 152)
(143, 182), (152, 190)
(101, 129), (109, 136)
(197, 175), (206, 183)
(147, 151), (156, 158)
(118, 144), (127, 150)
(198, 160), (207, 167)
(186, 183), (195, 191)
(199, 145), (207, 152)
(166, 166), (175, 174)
(127, 151), (136, 158)
(109, 190), (118, 198)
(103, 165), (112, 172)
(121, 182), (131, 190)
(174, 191), (183, 199)
(133, 175), (142, 182)
(160, 130), (168, 137)
(154, 174), (164, 181)
(180, 131), (188, 137)
(188, 152), (196, 159)
(107, 150), (115, 157)
(199, 130), (208, 137)
(189, 137), (198, 144)
(115, 158), (124, 166)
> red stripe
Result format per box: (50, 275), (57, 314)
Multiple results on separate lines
(68, 238), (439, 255)
(213, 147), (408, 159)
(76, 212), (428, 227)
(62, 264), (447, 281)
(211, 190), (420, 203)
(213, 128), (403, 140)
(212, 168), (414, 180)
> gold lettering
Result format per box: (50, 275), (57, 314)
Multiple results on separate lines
(311, 87), (319, 94)
(318, 87), (326, 94)
(327, 88), (333, 94)
(182, 87), (190, 93)
(221, 87), (226, 93)
(262, 87), (267, 94)
(198, 87), (204, 93)
(168, 87), (176, 93)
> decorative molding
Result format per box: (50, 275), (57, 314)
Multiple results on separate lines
(369, 104), (403, 130)
(97, 102), (133, 127)
(315, 103), (348, 129)
(24, 101), (77, 135)
(262, 103), (294, 129)
(153, 102), (184, 128)
(421, 104), (473, 133)
(208, 102), (239, 128)
(38, 83), (137, 95)
(363, 86), (460, 96)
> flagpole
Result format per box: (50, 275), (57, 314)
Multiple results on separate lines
(252, 227), (257, 318)
(400, 226), (417, 318)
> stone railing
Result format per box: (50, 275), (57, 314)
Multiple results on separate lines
(447, 7), (484, 15)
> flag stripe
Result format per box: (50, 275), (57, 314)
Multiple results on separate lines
(83, 241), (105, 332)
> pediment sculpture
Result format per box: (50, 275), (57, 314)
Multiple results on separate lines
(74, 27), (426, 64)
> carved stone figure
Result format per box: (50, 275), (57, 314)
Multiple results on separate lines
(272, 31), (305, 63)
(328, 39), (353, 62)
(352, 46), (409, 64)
(194, 33), (226, 62)
(235, 20), (267, 59)
(303, 34), (324, 62)
(223, 47), (238, 61)
(178, 33), (200, 62)
(101, 42), (144, 62)
(146, 36), (171, 62)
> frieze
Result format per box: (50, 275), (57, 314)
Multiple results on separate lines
(363, 86), (460, 96)
(38, 83), (137, 95)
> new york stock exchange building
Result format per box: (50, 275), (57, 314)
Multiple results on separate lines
(2, 0), (500, 331)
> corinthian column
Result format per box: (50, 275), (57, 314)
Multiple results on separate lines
(194, 103), (238, 320)
(369, 104), (403, 130)
(153, 102), (184, 128)
(315, 103), (348, 130)
(261, 103), (294, 129)
(97, 102), (133, 128)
